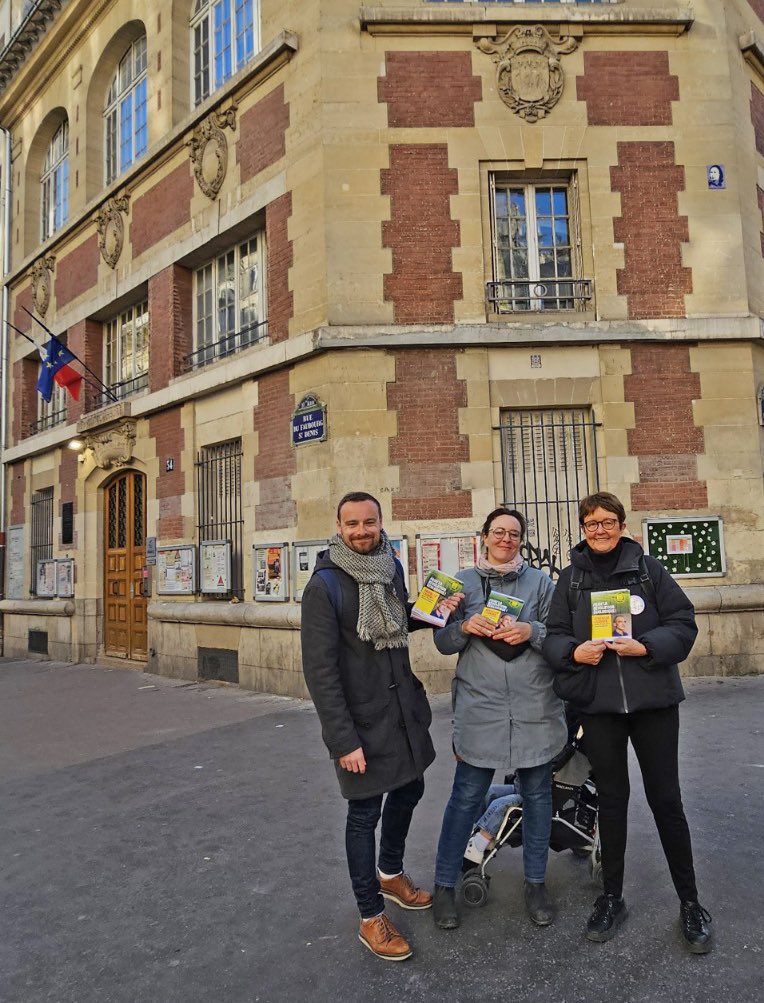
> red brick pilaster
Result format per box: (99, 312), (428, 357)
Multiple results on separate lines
(758, 185), (764, 256)
(11, 358), (38, 442)
(66, 319), (104, 420)
(381, 145), (462, 323)
(753, 84), (764, 158)
(611, 142), (692, 319)
(625, 345), (707, 511)
(266, 193), (293, 344)
(237, 84), (289, 182)
(9, 462), (25, 525)
(59, 448), (78, 546)
(378, 52), (481, 127)
(576, 52), (678, 126)
(55, 234), (99, 308)
(148, 264), (193, 391)
(388, 349), (471, 520)
(253, 370), (296, 531)
(150, 407), (186, 539)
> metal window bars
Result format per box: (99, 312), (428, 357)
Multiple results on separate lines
(195, 440), (244, 598)
(185, 318), (268, 371)
(487, 277), (593, 313)
(30, 487), (54, 594)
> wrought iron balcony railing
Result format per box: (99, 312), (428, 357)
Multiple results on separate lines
(29, 407), (67, 436)
(487, 278), (593, 314)
(97, 371), (149, 407)
(185, 320), (268, 372)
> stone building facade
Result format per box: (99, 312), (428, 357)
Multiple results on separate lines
(0, 0), (762, 695)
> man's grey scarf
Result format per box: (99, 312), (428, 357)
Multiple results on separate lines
(328, 530), (408, 651)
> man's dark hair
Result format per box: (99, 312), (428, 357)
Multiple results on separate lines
(479, 507), (526, 540)
(578, 491), (626, 526)
(336, 491), (382, 521)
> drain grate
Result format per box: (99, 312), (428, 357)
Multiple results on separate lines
(198, 647), (239, 684)
(28, 630), (49, 655)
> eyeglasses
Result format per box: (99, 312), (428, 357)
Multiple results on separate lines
(489, 528), (522, 540)
(582, 518), (619, 533)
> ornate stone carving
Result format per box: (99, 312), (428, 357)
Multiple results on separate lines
(84, 420), (137, 469)
(476, 25), (579, 122)
(30, 255), (56, 316)
(96, 195), (130, 269)
(187, 105), (237, 200)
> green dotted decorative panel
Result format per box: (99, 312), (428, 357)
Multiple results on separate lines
(643, 517), (725, 578)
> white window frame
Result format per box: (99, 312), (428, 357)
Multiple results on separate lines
(36, 380), (67, 432)
(104, 36), (148, 185)
(193, 232), (266, 366)
(190, 0), (260, 107)
(41, 120), (69, 241)
(104, 300), (149, 399)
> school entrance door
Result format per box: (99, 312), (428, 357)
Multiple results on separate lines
(103, 471), (147, 660)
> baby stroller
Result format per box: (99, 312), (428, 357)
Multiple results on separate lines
(461, 720), (602, 908)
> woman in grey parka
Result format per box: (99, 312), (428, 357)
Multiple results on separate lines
(432, 508), (566, 931)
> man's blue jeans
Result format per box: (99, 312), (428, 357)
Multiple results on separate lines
(434, 760), (553, 887)
(345, 776), (425, 919)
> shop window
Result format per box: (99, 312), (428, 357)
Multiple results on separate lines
(191, 0), (259, 107)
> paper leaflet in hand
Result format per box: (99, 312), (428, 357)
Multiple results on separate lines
(410, 570), (462, 627)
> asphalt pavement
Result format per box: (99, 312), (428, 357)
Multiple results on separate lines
(0, 658), (762, 1003)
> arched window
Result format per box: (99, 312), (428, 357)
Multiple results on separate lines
(104, 36), (148, 184)
(40, 120), (69, 241)
(191, 1), (259, 107)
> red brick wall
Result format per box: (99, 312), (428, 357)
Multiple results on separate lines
(11, 358), (38, 442)
(752, 84), (764, 158)
(266, 193), (293, 344)
(758, 185), (764, 255)
(59, 448), (78, 546)
(625, 345), (707, 511)
(237, 84), (289, 182)
(611, 142), (691, 319)
(13, 284), (34, 333)
(9, 462), (25, 525)
(150, 408), (185, 539)
(378, 52), (481, 127)
(148, 264), (193, 391)
(253, 369), (296, 530)
(130, 163), (193, 258)
(388, 349), (471, 520)
(55, 234), (99, 309)
(66, 319), (103, 421)
(381, 145), (462, 323)
(749, 2), (764, 24)
(576, 52), (678, 126)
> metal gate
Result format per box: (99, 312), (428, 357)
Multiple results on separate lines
(499, 408), (599, 578)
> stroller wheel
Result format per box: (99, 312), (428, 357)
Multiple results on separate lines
(589, 842), (603, 884)
(570, 847), (590, 859)
(461, 872), (490, 908)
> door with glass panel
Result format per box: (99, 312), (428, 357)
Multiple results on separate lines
(103, 471), (147, 660)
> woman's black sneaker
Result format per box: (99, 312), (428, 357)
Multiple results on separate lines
(680, 901), (714, 954)
(586, 893), (628, 942)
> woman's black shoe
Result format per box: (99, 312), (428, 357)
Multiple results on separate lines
(586, 893), (628, 942)
(432, 884), (459, 929)
(680, 901), (714, 954)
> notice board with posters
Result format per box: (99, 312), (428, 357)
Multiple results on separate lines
(292, 540), (328, 601)
(643, 516), (725, 577)
(200, 540), (231, 594)
(253, 542), (289, 601)
(156, 545), (196, 595)
(415, 533), (479, 592)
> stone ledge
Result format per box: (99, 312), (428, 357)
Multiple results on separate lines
(685, 584), (764, 614)
(148, 601), (301, 629)
(0, 599), (75, 616)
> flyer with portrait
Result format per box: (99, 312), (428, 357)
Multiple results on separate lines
(480, 591), (525, 627)
(411, 570), (462, 627)
(590, 589), (632, 641)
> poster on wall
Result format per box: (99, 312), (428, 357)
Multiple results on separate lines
(6, 525), (24, 599)
(253, 543), (289, 602)
(387, 536), (410, 594)
(643, 517), (725, 577)
(415, 533), (481, 593)
(36, 559), (57, 597)
(56, 559), (75, 598)
(200, 540), (231, 594)
(156, 546), (196, 595)
(292, 540), (328, 601)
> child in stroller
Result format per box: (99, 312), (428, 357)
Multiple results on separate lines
(460, 720), (601, 908)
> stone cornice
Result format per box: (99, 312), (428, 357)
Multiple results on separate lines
(740, 29), (764, 81)
(360, 5), (693, 37)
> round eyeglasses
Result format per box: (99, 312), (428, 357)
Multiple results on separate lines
(582, 518), (619, 533)
(489, 528), (522, 540)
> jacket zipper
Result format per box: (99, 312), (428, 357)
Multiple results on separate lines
(616, 654), (629, 713)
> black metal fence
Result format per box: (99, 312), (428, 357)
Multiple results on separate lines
(499, 408), (599, 578)
(195, 440), (243, 598)
(30, 487), (54, 594)
(487, 278), (593, 314)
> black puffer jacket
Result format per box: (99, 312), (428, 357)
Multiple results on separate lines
(300, 552), (435, 800)
(542, 538), (697, 714)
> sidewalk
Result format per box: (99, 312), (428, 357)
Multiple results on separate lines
(1, 658), (761, 1003)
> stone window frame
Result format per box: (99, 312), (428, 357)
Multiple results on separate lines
(104, 299), (150, 401)
(40, 119), (69, 242)
(104, 35), (149, 185)
(190, 0), (260, 108)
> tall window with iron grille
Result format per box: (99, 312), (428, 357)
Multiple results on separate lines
(196, 439), (244, 598)
(190, 233), (266, 369)
(191, 0), (259, 106)
(40, 119), (68, 241)
(104, 36), (148, 184)
(488, 174), (592, 314)
(104, 300), (149, 401)
(30, 487), (54, 595)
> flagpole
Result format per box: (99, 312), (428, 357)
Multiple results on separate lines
(19, 308), (118, 403)
(5, 321), (117, 405)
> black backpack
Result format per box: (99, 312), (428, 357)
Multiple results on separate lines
(566, 555), (657, 613)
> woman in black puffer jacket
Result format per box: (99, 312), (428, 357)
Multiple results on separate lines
(543, 492), (713, 954)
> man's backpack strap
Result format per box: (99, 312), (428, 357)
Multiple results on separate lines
(316, 559), (406, 621)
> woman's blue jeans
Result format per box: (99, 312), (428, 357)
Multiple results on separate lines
(434, 759), (553, 887)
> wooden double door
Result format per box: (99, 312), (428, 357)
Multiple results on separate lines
(104, 471), (147, 661)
